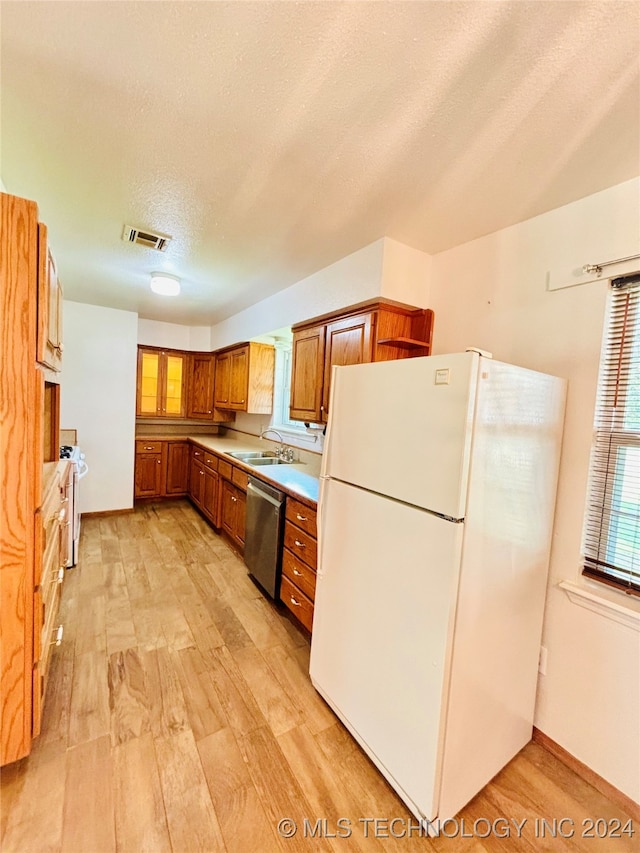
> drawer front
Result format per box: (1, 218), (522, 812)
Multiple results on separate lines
(136, 440), (164, 454)
(232, 466), (249, 491)
(280, 575), (314, 633)
(284, 521), (317, 570)
(204, 453), (218, 472)
(285, 497), (317, 538)
(282, 548), (317, 602)
(218, 459), (232, 481)
(41, 469), (62, 520)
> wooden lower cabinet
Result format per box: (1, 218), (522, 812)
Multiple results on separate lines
(280, 497), (318, 632)
(32, 463), (69, 739)
(220, 476), (246, 551)
(188, 445), (220, 528)
(135, 450), (165, 497)
(166, 442), (190, 494)
(202, 467), (220, 527)
(134, 439), (190, 499)
(190, 456), (205, 506)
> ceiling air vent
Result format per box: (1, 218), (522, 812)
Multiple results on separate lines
(122, 224), (171, 252)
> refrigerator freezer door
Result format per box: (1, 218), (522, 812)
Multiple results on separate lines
(321, 352), (479, 519)
(310, 477), (464, 820)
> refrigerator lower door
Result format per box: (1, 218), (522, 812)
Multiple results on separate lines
(310, 478), (464, 821)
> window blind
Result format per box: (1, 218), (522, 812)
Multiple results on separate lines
(583, 275), (640, 596)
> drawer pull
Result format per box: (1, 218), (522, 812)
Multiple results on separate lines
(296, 513), (308, 521)
(294, 539), (306, 548)
(293, 568), (302, 576)
(290, 596), (301, 608)
(194, 451), (201, 456)
(231, 495), (237, 503)
(144, 445), (154, 450)
(58, 508), (66, 522)
(50, 625), (64, 646)
(53, 567), (64, 583)
(61, 496), (69, 505)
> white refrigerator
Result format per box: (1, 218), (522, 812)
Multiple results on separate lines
(309, 351), (566, 822)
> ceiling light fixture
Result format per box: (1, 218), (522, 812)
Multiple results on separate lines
(150, 273), (180, 296)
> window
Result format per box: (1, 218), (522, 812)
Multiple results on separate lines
(583, 275), (640, 596)
(271, 344), (307, 433)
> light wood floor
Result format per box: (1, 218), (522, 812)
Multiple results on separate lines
(1, 500), (635, 852)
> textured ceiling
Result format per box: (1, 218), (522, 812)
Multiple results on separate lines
(2, 1), (639, 325)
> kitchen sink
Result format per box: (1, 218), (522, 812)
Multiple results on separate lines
(225, 450), (277, 461)
(248, 457), (291, 466)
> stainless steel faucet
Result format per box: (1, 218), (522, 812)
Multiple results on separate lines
(260, 427), (285, 457)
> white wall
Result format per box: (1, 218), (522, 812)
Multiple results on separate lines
(138, 318), (211, 351)
(380, 237), (432, 308)
(61, 302), (138, 513)
(210, 237), (433, 348)
(429, 177), (640, 802)
(210, 239), (386, 348)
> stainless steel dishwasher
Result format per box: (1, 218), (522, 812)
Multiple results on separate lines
(244, 476), (285, 598)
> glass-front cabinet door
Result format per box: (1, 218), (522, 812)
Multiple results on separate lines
(136, 348), (186, 418)
(137, 349), (161, 416)
(164, 353), (185, 417)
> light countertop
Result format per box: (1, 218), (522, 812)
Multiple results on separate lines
(137, 433), (320, 506)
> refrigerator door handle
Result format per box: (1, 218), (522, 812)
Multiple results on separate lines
(316, 477), (328, 581)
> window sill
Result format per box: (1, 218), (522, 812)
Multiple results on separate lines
(558, 580), (640, 632)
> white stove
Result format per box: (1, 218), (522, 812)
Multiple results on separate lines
(59, 445), (88, 566)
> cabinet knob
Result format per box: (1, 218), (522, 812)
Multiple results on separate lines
(200, 471), (204, 476)
(296, 513), (307, 521)
(293, 568), (302, 576)
(157, 459), (161, 464)
(294, 539), (306, 549)
(52, 567), (65, 583)
(208, 410), (212, 414)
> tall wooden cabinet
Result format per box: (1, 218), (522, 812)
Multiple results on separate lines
(1, 192), (67, 765)
(37, 223), (63, 372)
(290, 299), (434, 423)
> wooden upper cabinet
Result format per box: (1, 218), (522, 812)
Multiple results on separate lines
(214, 342), (275, 414)
(214, 351), (231, 409)
(289, 299), (434, 424)
(36, 223), (63, 372)
(289, 325), (325, 423)
(136, 347), (186, 419)
(229, 346), (249, 408)
(187, 353), (215, 420)
(322, 313), (373, 422)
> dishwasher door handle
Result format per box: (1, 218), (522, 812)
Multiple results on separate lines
(247, 479), (282, 508)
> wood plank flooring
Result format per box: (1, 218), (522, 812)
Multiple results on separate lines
(1, 500), (635, 852)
